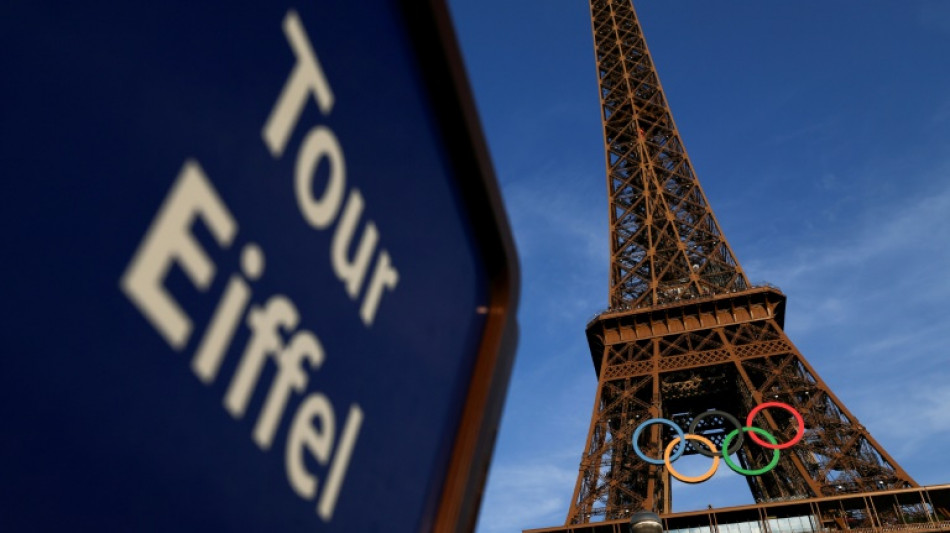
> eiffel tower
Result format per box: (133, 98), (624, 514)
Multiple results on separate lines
(525, 1), (950, 532)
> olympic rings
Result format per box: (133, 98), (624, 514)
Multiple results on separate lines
(631, 403), (804, 481)
(746, 402), (805, 450)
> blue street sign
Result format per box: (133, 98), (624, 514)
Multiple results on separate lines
(0, 2), (518, 531)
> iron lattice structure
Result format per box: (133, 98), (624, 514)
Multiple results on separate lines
(565, 0), (917, 525)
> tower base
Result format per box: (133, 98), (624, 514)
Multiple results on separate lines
(527, 485), (950, 533)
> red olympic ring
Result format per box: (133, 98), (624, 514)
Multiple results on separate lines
(745, 402), (805, 450)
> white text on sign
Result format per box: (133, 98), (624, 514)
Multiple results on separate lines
(119, 10), (393, 522)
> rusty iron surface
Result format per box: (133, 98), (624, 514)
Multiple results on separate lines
(589, 0), (749, 311)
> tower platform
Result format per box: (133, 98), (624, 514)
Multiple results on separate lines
(528, 485), (950, 533)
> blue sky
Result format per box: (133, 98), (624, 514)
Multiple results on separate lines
(446, 2), (950, 531)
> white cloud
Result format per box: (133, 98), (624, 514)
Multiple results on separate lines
(856, 378), (950, 460)
(476, 459), (577, 533)
(747, 178), (950, 335)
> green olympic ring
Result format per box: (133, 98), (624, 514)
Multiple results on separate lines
(721, 426), (781, 476)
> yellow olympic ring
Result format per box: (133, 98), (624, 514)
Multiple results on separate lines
(663, 435), (719, 483)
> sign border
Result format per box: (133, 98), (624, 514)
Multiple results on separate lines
(399, 1), (520, 531)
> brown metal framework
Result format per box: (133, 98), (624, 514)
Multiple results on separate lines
(590, 0), (747, 311)
(561, 0), (918, 526)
